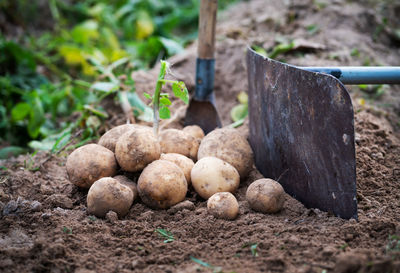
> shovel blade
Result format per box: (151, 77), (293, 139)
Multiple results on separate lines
(184, 99), (222, 134)
(247, 48), (357, 219)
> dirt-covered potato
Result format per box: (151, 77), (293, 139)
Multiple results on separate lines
(160, 153), (194, 185)
(138, 160), (187, 209)
(198, 128), (253, 178)
(115, 127), (161, 172)
(246, 178), (285, 213)
(191, 157), (240, 199)
(66, 144), (117, 188)
(98, 124), (149, 153)
(159, 129), (199, 160)
(207, 192), (239, 220)
(87, 177), (134, 218)
(113, 175), (138, 202)
(183, 125), (205, 140)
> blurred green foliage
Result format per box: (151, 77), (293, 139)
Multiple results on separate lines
(0, 0), (237, 158)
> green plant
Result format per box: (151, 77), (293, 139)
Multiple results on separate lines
(155, 228), (174, 243)
(386, 235), (400, 257)
(230, 91), (248, 128)
(144, 60), (188, 136)
(190, 256), (223, 273)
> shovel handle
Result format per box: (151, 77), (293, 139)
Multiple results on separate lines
(301, 67), (400, 84)
(198, 0), (218, 59)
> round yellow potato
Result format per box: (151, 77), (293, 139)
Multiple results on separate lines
(191, 157), (239, 199)
(198, 128), (253, 178)
(138, 160), (187, 209)
(160, 153), (194, 185)
(87, 177), (134, 218)
(115, 127), (161, 172)
(207, 192), (239, 220)
(98, 124), (149, 153)
(183, 125), (205, 140)
(246, 178), (285, 213)
(113, 175), (138, 202)
(159, 129), (199, 160)
(66, 144), (117, 188)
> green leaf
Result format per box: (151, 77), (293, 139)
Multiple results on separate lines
(71, 20), (99, 45)
(237, 91), (248, 105)
(83, 105), (109, 118)
(230, 104), (248, 122)
(158, 37), (184, 55)
(11, 102), (31, 121)
(159, 106), (171, 119)
(28, 97), (45, 138)
(172, 82), (189, 104)
(160, 97), (171, 106)
(155, 228), (174, 243)
(91, 82), (119, 92)
(0, 146), (27, 159)
(190, 257), (213, 269)
(143, 93), (153, 100)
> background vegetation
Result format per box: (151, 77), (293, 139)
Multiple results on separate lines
(0, 0), (237, 158)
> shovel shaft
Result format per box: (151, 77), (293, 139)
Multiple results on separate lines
(301, 67), (400, 84)
(198, 0), (218, 59)
(195, 0), (218, 101)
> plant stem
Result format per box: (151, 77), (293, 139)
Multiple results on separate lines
(152, 61), (168, 136)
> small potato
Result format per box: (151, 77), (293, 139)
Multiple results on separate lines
(207, 192), (239, 220)
(113, 175), (138, 202)
(138, 160), (187, 209)
(66, 144), (117, 188)
(115, 127), (161, 172)
(160, 153), (194, 185)
(191, 157), (239, 199)
(198, 128), (253, 178)
(246, 178), (285, 213)
(159, 129), (199, 160)
(99, 124), (149, 153)
(183, 125), (205, 140)
(87, 177), (134, 218)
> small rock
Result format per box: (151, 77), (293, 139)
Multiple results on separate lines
(74, 269), (96, 273)
(354, 133), (361, 144)
(2, 199), (19, 216)
(131, 259), (145, 270)
(168, 200), (195, 214)
(41, 212), (52, 219)
(46, 194), (73, 209)
(30, 201), (42, 212)
(105, 211), (118, 223)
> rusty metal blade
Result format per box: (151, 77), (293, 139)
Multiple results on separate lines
(247, 48), (357, 219)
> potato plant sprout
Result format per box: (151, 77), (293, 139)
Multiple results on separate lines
(144, 60), (189, 136)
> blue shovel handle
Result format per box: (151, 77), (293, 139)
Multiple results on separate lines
(300, 67), (400, 84)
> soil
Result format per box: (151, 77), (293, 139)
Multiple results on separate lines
(1, 0), (400, 272)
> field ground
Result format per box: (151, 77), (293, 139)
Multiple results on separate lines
(1, 0), (400, 272)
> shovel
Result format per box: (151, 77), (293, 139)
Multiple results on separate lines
(247, 48), (400, 219)
(184, 0), (222, 134)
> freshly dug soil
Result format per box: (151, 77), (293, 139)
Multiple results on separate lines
(1, 0), (400, 272)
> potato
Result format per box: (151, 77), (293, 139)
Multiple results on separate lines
(183, 125), (205, 140)
(191, 157), (239, 199)
(99, 124), (149, 153)
(138, 160), (187, 209)
(115, 127), (161, 172)
(207, 192), (239, 220)
(160, 153), (194, 185)
(198, 128), (253, 178)
(113, 175), (138, 202)
(159, 129), (199, 160)
(246, 178), (285, 213)
(87, 177), (134, 218)
(66, 144), (117, 188)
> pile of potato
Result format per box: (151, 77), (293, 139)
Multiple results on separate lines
(66, 124), (286, 220)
